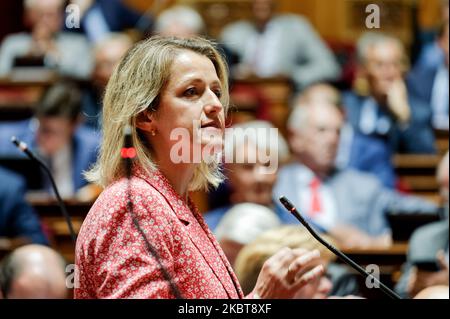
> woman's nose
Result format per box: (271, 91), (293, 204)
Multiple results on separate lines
(203, 90), (223, 115)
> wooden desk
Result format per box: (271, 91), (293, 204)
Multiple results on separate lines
(341, 242), (409, 267)
(27, 196), (93, 263)
(340, 242), (409, 298)
(394, 154), (441, 203)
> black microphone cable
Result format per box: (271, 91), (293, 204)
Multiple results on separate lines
(121, 125), (183, 299)
(11, 136), (77, 242)
(279, 196), (401, 299)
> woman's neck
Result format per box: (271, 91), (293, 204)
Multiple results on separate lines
(156, 159), (195, 200)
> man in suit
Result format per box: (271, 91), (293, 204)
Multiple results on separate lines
(407, 23), (449, 130)
(343, 32), (436, 155)
(274, 98), (437, 249)
(0, 167), (48, 247)
(66, 0), (153, 43)
(0, 82), (99, 198)
(298, 83), (397, 189)
(395, 152), (449, 298)
(0, 0), (93, 79)
(220, 0), (341, 91)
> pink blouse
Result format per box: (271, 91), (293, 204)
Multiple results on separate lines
(75, 166), (244, 299)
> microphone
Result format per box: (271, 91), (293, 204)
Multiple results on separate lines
(121, 125), (183, 299)
(279, 196), (401, 299)
(11, 136), (77, 242)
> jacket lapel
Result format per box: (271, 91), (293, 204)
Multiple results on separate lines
(135, 167), (243, 298)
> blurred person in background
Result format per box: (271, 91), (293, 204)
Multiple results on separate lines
(213, 203), (281, 267)
(0, 81), (100, 199)
(0, 244), (67, 299)
(274, 98), (437, 249)
(154, 5), (206, 38)
(66, 0), (153, 43)
(82, 33), (133, 130)
(204, 120), (290, 231)
(408, 22), (449, 130)
(220, 0), (341, 91)
(413, 0), (448, 70)
(395, 151), (449, 298)
(234, 226), (359, 298)
(153, 5), (238, 68)
(0, 0), (93, 79)
(344, 32), (436, 155)
(0, 167), (49, 250)
(299, 83), (397, 189)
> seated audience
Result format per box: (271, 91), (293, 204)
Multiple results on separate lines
(408, 22), (449, 130)
(204, 120), (290, 230)
(0, 0), (93, 79)
(82, 33), (133, 129)
(66, 0), (153, 43)
(0, 81), (100, 198)
(413, 0), (448, 70)
(214, 203), (281, 267)
(153, 5), (238, 68)
(343, 32), (436, 154)
(0, 167), (48, 248)
(234, 225), (358, 298)
(274, 97), (437, 249)
(395, 152), (449, 298)
(299, 83), (397, 189)
(0, 244), (67, 298)
(154, 5), (206, 38)
(220, 0), (341, 91)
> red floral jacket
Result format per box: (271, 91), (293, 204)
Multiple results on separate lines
(75, 166), (244, 299)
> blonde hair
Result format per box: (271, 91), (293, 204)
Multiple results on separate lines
(234, 225), (336, 294)
(85, 36), (230, 191)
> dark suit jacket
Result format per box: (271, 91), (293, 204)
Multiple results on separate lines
(0, 120), (100, 191)
(343, 91), (436, 154)
(0, 167), (48, 244)
(65, 0), (152, 35)
(347, 131), (396, 189)
(407, 65), (438, 105)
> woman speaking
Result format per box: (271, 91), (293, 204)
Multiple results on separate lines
(75, 36), (324, 299)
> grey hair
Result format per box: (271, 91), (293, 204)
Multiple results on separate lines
(24, 0), (64, 9)
(155, 5), (205, 35)
(356, 32), (405, 65)
(224, 120), (290, 163)
(214, 203), (281, 244)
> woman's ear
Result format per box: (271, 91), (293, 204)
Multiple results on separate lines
(135, 110), (155, 133)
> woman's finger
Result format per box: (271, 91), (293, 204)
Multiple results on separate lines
(285, 249), (321, 284)
(292, 264), (325, 291)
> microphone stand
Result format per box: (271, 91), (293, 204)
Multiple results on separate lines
(121, 125), (183, 299)
(11, 136), (77, 242)
(279, 196), (401, 299)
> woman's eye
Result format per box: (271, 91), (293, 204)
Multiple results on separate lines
(214, 90), (222, 98)
(184, 88), (197, 97)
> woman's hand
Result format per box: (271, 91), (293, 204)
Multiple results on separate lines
(252, 247), (325, 299)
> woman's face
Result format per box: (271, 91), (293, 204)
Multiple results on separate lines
(150, 50), (225, 163)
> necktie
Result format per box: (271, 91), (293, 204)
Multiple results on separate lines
(309, 177), (322, 217)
